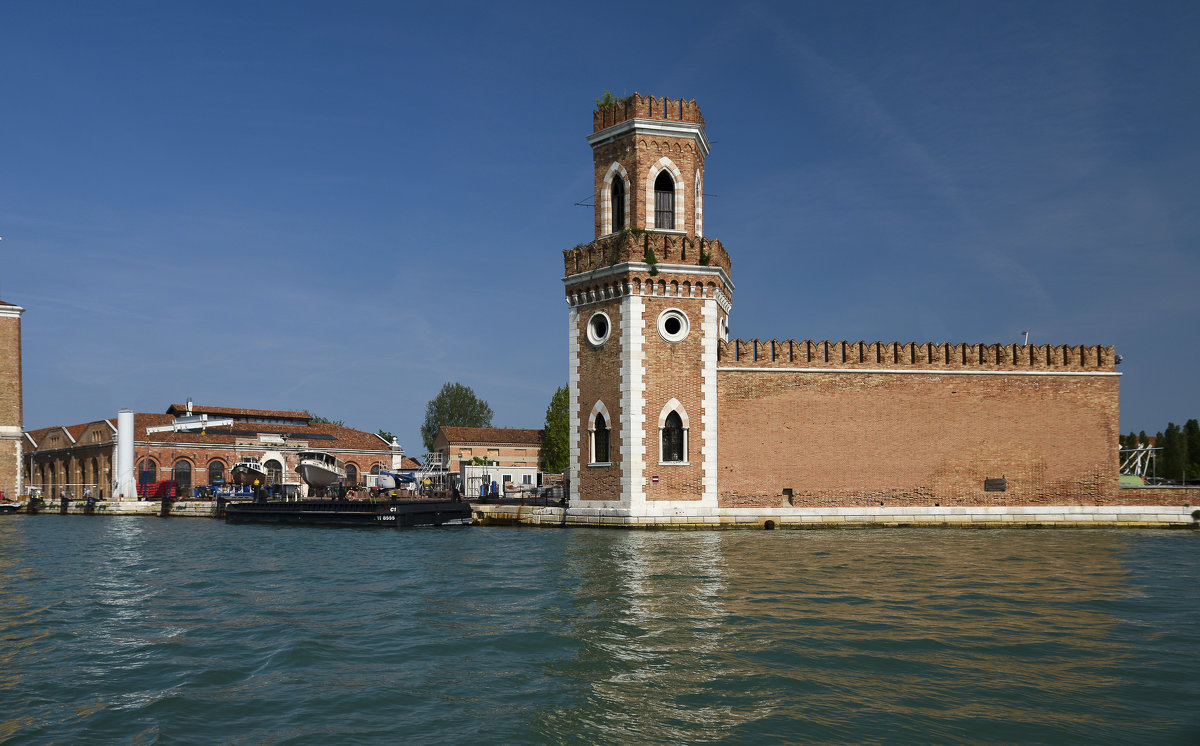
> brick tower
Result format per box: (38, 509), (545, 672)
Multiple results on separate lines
(564, 94), (733, 514)
(0, 298), (25, 500)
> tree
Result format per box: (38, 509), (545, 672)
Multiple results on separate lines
(420, 382), (493, 452)
(1184, 419), (1200, 481)
(377, 429), (395, 444)
(306, 411), (345, 427)
(1160, 423), (1186, 483)
(542, 385), (570, 474)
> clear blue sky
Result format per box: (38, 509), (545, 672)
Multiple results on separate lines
(3, 0), (1197, 451)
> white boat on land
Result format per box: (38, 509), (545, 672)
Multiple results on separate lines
(295, 451), (346, 489)
(231, 456), (269, 486)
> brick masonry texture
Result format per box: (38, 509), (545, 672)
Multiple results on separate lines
(717, 370), (1121, 507)
(0, 308), (23, 499)
(641, 294), (707, 501)
(574, 298), (625, 502)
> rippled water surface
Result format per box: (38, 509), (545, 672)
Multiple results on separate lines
(1, 516), (1198, 744)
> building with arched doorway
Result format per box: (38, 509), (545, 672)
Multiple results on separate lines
(24, 403), (414, 499)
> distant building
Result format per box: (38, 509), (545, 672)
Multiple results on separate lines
(24, 403), (410, 498)
(432, 426), (543, 475)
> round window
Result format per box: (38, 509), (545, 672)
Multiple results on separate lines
(657, 309), (690, 343)
(586, 311), (611, 346)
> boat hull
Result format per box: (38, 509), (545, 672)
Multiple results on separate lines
(296, 463), (343, 489)
(230, 465), (269, 486)
(224, 499), (471, 528)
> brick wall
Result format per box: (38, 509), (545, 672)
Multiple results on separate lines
(575, 299), (625, 502)
(641, 295), (706, 501)
(0, 307), (23, 499)
(717, 369), (1121, 507)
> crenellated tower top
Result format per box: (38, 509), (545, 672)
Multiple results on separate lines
(587, 93), (710, 240)
(592, 93), (704, 132)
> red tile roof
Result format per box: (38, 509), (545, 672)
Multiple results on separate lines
(166, 403), (311, 420)
(27, 409), (400, 454)
(437, 426), (544, 446)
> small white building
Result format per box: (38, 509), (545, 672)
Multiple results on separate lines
(460, 463), (540, 499)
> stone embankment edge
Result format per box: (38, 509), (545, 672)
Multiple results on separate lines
(472, 504), (1200, 529)
(20, 501), (218, 517)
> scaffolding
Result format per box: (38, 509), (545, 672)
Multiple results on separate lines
(1120, 445), (1159, 483)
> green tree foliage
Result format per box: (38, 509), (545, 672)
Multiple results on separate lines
(305, 411), (345, 427)
(542, 385), (570, 474)
(1185, 419), (1200, 480)
(1160, 423), (1186, 482)
(420, 382), (493, 452)
(377, 429), (395, 444)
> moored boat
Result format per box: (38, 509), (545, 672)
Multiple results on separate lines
(223, 498), (471, 528)
(230, 456), (269, 486)
(295, 451), (346, 489)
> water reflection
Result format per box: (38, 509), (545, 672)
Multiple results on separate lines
(542, 529), (1150, 743)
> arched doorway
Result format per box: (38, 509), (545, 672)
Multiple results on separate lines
(139, 459), (157, 489)
(264, 459), (283, 485)
(174, 460), (192, 496)
(208, 460), (226, 486)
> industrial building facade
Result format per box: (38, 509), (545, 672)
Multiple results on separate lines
(24, 404), (412, 499)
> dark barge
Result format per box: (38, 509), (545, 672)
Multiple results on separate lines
(223, 498), (472, 528)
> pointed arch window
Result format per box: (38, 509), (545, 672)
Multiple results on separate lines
(658, 400), (690, 465)
(592, 413), (610, 464)
(654, 171), (675, 229)
(588, 401), (612, 466)
(611, 177), (625, 232)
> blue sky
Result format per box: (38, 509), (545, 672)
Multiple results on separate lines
(2, 0), (1197, 451)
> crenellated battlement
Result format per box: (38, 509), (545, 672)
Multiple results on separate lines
(593, 93), (704, 132)
(717, 339), (1117, 372)
(563, 231), (731, 278)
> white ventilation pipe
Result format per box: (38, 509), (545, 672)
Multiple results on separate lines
(116, 409), (138, 500)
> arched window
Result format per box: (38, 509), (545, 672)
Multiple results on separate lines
(208, 460), (226, 485)
(658, 400), (691, 464)
(174, 460), (192, 494)
(370, 464), (382, 475)
(345, 463), (358, 485)
(90, 458), (99, 490)
(654, 171), (675, 229)
(592, 413), (610, 464)
(139, 459), (157, 486)
(264, 459), (282, 485)
(611, 177), (625, 232)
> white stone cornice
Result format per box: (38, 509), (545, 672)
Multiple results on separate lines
(564, 262), (733, 295)
(587, 118), (710, 156)
(0, 304), (25, 319)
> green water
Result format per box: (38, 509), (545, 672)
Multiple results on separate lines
(0, 516), (1196, 744)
